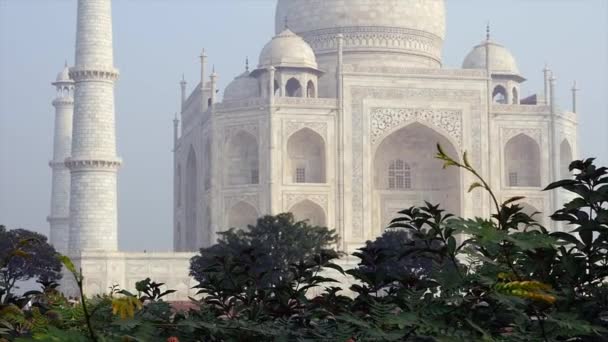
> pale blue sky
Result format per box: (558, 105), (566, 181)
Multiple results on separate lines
(1, 0), (606, 252)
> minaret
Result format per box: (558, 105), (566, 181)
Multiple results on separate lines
(48, 63), (74, 255)
(67, 0), (121, 254)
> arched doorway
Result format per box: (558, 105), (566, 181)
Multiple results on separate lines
(290, 200), (326, 227)
(226, 131), (259, 186)
(504, 134), (541, 187)
(286, 128), (326, 183)
(373, 123), (461, 229)
(185, 146), (198, 251)
(227, 201), (258, 229)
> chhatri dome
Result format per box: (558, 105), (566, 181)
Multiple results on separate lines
(55, 63), (72, 82)
(462, 40), (521, 76)
(258, 28), (319, 70)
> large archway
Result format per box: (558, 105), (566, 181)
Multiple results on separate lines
(226, 131), (259, 186)
(290, 200), (326, 227)
(227, 201), (258, 229)
(286, 128), (326, 183)
(504, 134), (541, 187)
(185, 146), (198, 251)
(373, 123), (461, 229)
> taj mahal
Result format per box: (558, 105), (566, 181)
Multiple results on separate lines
(47, 0), (579, 299)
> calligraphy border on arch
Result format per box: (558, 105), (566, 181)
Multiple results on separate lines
(370, 108), (462, 146)
(350, 87), (482, 239)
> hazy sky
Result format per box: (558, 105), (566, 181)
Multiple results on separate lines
(1, 0), (606, 252)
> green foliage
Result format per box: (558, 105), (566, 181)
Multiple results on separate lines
(3, 149), (608, 341)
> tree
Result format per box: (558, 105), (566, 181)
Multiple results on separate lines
(189, 213), (342, 320)
(0, 226), (62, 304)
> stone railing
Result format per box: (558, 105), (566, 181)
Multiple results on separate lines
(274, 97), (337, 107)
(492, 104), (551, 115)
(216, 98), (268, 111)
(343, 64), (487, 78)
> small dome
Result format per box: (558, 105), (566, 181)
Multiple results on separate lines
(463, 41), (520, 75)
(55, 65), (72, 82)
(258, 29), (318, 70)
(223, 72), (260, 101)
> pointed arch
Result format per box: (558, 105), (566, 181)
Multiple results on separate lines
(185, 146), (198, 251)
(493, 85), (507, 104)
(306, 80), (316, 98)
(287, 128), (326, 183)
(512, 87), (519, 104)
(226, 131), (259, 186)
(176, 164), (182, 207)
(227, 201), (258, 229)
(285, 78), (302, 97)
(504, 134), (541, 187)
(560, 139), (573, 179)
(290, 200), (326, 227)
(374, 122), (461, 228)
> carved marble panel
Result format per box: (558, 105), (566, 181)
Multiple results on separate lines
(370, 108), (462, 146)
(283, 192), (329, 211)
(284, 121), (328, 141)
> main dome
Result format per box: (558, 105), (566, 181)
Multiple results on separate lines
(275, 0), (446, 41)
(275, 0), (446, 70)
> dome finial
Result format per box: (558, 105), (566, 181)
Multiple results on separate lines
(64, 59), (68, 68)
(486, 22), (491, 41)
(245, 56), (249, 72)
(284, 16), (289, 30)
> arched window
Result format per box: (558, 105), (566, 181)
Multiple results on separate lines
(493, 85), (507, 104)
(274, 79), (280, 96)
(227, 201), (258, 229)
(560, 139), (573, 179)
(285, 78), (302, 97)
(185, 146), (198, 251)
(287, 128), (326, 183)
(227, 131), (259, 186)
(176, 164), (182, 207)
(306, 80), (316, 98)
(512, 87), (519, 104)
(290, 200), (326, 227)
(207, 98), (212, 107)
(504, 134), (541, 187)
(388, 159), (411, 190)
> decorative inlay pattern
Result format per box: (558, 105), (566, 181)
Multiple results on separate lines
(502, 128), (542, 145)
(224, 194), (258, 210)
(283, 193), (328, 211)
(370, 108), (462, 146)
(284, 121), (328, 141)
(302, 26), (442, 62)
(350, 87), (483, 238)
(224, 123), (259, 143)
